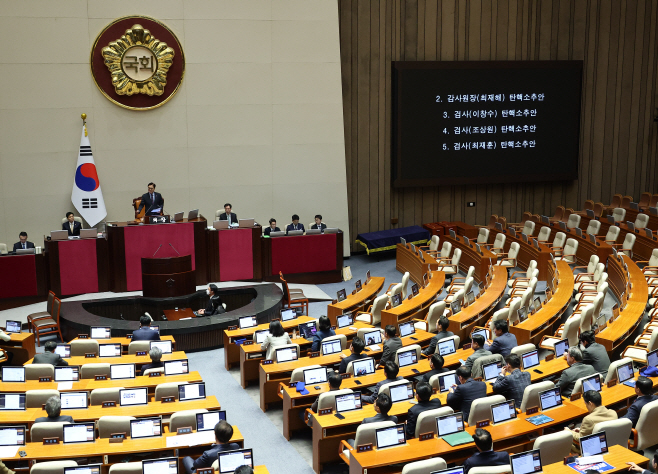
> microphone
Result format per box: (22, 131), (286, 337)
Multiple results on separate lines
(169, 243), (180, 255)
(153, 244), (163, 257)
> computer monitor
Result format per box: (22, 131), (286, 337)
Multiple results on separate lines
(287, 230), (304, 236)
(217, 449), (254, 474)
(63, 422), (95, 443)
(431, 468), (465, 474)
(54, 366), (79, 383)
(64, 465), (102, 474)
(554, 338), (569, 357)
(214, 220), (229, 230)
(55, 344), (71, 359)
(321, 339), (343, 356)
(646, 228), (654, 240)
(196, 410), (226, 432)
(464, 291), (475, 307)
(581, 373), (602, 392)
(411, 283), (419, 297)
(303, 367), (328, 385)
(238, 218), (254, 228)
(253, 330), (270, 345)
(580, 432), (608, 457)
(521, 350), (540, 370)
(471, 328), (488, 341)
(451, 300), (461, 314)
(298, 321), (317, 340)
(531, 298), (542, 314)
(397, 348), (418, 368)
(99, 343), (122, 358)
(449, 229), (457, 239)
(518, 307), (528, 322)
(337, 289), (347, 302)
(648, 348), (658, 368)
(150, 340), (172, 354)
(398, 321), (415, 338)
(142, 457), (177, 474)
(130, 417), (162, 439)
(179, 382), (206, 401)
(335, 393), (362, 414)
(491, 399), (517, 424)
(60, 392), (88, 409)
(336, 313), (353, 329)
(375, 424), (406, 449)
(541, 216), (550, 224)
(172, 211), (184, 222)
(164, 359), (189, 376)
(391, 293), (402, 307)
(575, 227), (583, 238)
(616, 361), (634, 384)
(275, 346), (298, 363)
(355, 279), (362, 291)
(90, 327), (111, 339)
(0, 426), (25, 445)
(238, 316), (257, 329)
(539, 387), (563, 411)
(0, 393), (25, 411)
(15, 248), (35, 254)
(119, 388), (148, 406)
(532, 239), (539, 250)
(482, 361), (503, 382)
(352, 357), (376, 377)
(559, 221), (567, 230)
(389, 382), (414, 403)
(110, 363), (136, 380)
(509, 227), (517, 238)
(1, 367), (24, 382)
(510, 449), (543, 474)
(436, 412), (465, 436)
(363, 330), (382, 346)
(4, 321), (21, 334)
(627, 221), (635, 231)
(437, 338), (456, 356)
(149, 325), (160, 334)
(280, 308), (297, 322)
(438, 371), (459, 393)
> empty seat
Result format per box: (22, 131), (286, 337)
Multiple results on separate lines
(109, 463), (143, 474)
(169, 408), (209, 433)
(486, 233), (506, 254)
(613, 233), (636, 258)
(80, 363), (111, 379)
(401, 458), (448, 474)
(532, 430), (573, 465)
(155, 381), (187, 401)
(566, 214), (581, 229)
(437, 248), (461, 276)
(612, 207), (626, 222)
(90, 387), (124, 405)
(98, 415), (136, 438)
(537, 226), (551, 243)
(25, 364), (54, 380)
(635, 213), (650, 229)
(477, 228), (489, 244)
(414, 301), (447, 332)
(551, 232), (566, 253)
(555, 238), (578, 264)
(70, 339), (99, 357)
(31, 422), (70, 442)
(355, 294), (387, 325)
(30, 461), (78, 474)
(128, 341), (150, 354)
(498, 242), (520, 267)
(521, 221), (535, 236)
(585, 219), (601, 236)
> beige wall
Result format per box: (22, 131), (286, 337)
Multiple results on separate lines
(0, 0), (350, 255)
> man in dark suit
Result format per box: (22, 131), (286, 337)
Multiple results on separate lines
(580, 330), (611, 379)
(463, 428), (510, 474)
(286, 214), (305, 233)
(62, 212), (82, 236)
(197, 284), (224, 316)
(485, 320), (517, 357)
(34, 396), (74, 424)
(463, 334), (492, 370)
(377, 325), (402, 369)
(218, 203), (238, 225)
(492, 354), (531, 408)
(263, 218), (281, 236)
(132, 315), (161, 341)
(405, 382), (442, 438)
(33, 341), (68, 367)
(362, 393), (397, 424)
(447, 366), (486, 421)
(362, 361), (405, 404)
(311, 215), (327, 231)
(137, 182), (164, 217)
(622, 376), (658, 428)
(420, 353), (449, 383)
(182, 420), (240, 474)
(338, 336), (367, 374)
(13, 232), (34, 252)
(422, 316), (454, 356)
(556, 347), (597, 398)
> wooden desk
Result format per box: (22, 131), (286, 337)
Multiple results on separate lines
(579, 215), (658, 262)
(45, 237), (110, 296)
(0, 332), (36, 365)
(544, 445), (647, 474)
(614, 206), (658, 231)
(490, 229), (552, 281)
(509, 261), (574, 346)
(381, 268), (445, 329)
(327, 277), (386, 324)
(69, 335), (176, 351)
(443, 235), (497, 283)
(163, 308), (195, 321)
(596, 254), (648, 352)
(452, 221), (480, 240)
(25, 351), (188, 366)
(396, 244), (439, 286)
(532, 219), (613, 266)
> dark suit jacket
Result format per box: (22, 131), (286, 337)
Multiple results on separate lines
(192, 442), (241, 470)
(132, 327), (161, 341)
(219, 212), (238, 224)
(362, 376), (405, 404)
(379, 337), (403, 367)
(13, 241), (35, 251)
(556, 362), (597, 398)
(137, 192), (164, 215)
(422, 330), (455, 356)
(33, 351), (68, 367)
(622, 394), (658, 427)
(339, 352), (368, 374)
(263, 226), (281, 236)
(62, 221), (82, 236)
(204, 296), (225, 316)
(311, 223), (327, 230)
(286, 223), (305, 233)
(421, 367), (449, 384)
(362, 413), (398, 424)
(582, 342), (611, 379)
(492, 369), (531, 408)
(140, 361), (164, 375)
(34, 414), (74, 424)
(406, 398), (442, 438)
(311, 328), (336, 352)
(464, 450), (510, 474)
(446, 378), (487, 421)
(486, 332), (518, 357)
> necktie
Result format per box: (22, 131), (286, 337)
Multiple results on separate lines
(22, 243), (25, 249)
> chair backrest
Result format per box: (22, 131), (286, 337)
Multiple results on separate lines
(507, 298), (522, 325)
(612, 207), (626, 222)
(440, 242), (452, 259)
(493, 233), (506, 250)
(353, 421), (396, 448)
(80, 363), (111, 379)
(154, 382), (186, 401)
(90, 387), (124, 405)
(611, 194), (622, 207)
(605, 225), (620, 243)
(604, 357), (634, 384)
(291, 365), (323, 383)
(590, 291), (605, 322)
(510, 343), (536, 357)
(450, 290), (465, 309)
(0, 243), (7, 255)
(649, 248), (658, 267)
(451, 248), (462, 266)
(591, 262), (605, 282)
(25, 364), (54, 380)
(477, 228), (489, 244)
(585, 255), (600, 274)
(128, 340), (151, 354)
(31, 422), (70, 442)
(578, 304), (594, 333)
(426, 301), (446, 333)
(532, 430), (573, 465)
(634, 213), (649, 229)
(169, 408), (209, 433)
(465, 266), (475, 280)
(622, 195), (633, 207)
(26, 389), (60, 408)
(566, 214), (581, 229)
(400, 272), (410, 299)
(109, 462), (143, 474)
(70, 339), (99, 356)
(265, 342), (300, 361)
(488, 215), (499, 228)
(61, 216), (83, 225)
(583, 200), (595, 211)
(317, 388), (353, 411)
(389, 283), (403, 301)
(562, 314), (581, 348)
(639, 192), (652, 207)
(468, 394), (506, 426)
(508, 242), (520, 260)
(644, 328), (658, 353)
(553, 232), (566, 248)
(370, 294), (388, 325)
(469, 466), (512, 474)
(30, 461), (78, 474)
(51, 297), (62, 324)
(592, 418), (632, 448)
(395, 345), (421, 368)
(537, 226), (551, 241)
(622, 233), (636, 255)
(562, 238), (578, 261)
(143, 367), (164, 376)
(522, 221), (535, 236)
(401, 458), (448, 474)
(98, 415), (136, 438)
(462, 277), (474, 296)
(46, 290), (55, 315)
(553, 206), (565, 220)
(633, 399), (658, 450)
(518, 284), (536, 312)
(586, 219), (601, 236)
(498, 216), (507, 229)
(471, 354), (505, 380)
(651, 194), (658, 207)
(489, 308), (510, 337)
(520, 380), (555, 412)
(595, 279), (609, 296)
(429, 235), (440, 252)
(527, 260), (537, 274)
(415, 406), (454, 437)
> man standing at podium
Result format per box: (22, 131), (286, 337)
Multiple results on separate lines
(137, 182), (164, 217)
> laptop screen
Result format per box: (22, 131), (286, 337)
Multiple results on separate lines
(617, 362), (634, 384)
(298, 321), (317, 339)
(196, 410), (226, 432)
(437, 338), (456, 356)
(142, 458), (177, 474)
(0, 394), (25, 411)
(337, 313), (353, 328)
(253, 330), (270, 344)
(451, 300), (461, 314)
(483, 361), (502, 382)
(439, 371), (459, 393)
(399, 322), (415, 337)
(363, 330), (382, 346)
(532, 298), (542, 313)
(1, 367), (24, 382)
(63, 423), (95, 443)
(217, 449), (254, 474)
(432, 468), (465, 474)
(554, 339), (569, 357)
(4, 321), (20, 334)
(539, 388), (562, 411)
(179, 382), (206, 401)
(464, 291), (475, 307)
(580, 432), (608, 457)
(99, 343), (121, 358)
(491, 400), (517, 424)
(391, 294), (402, 307)
(397, 348), (418, 368)
(55, 344), (71, 358)
(111, 363), (136, 380)
(119, 388), (148, 406)
(472, 328), (488, 341)
(411, 283), (419, 296)
(275, 347), (298, 363)
(582, 374), (601, 392)
(510, 449), (542, 474)
(0, 426), (25, 445)
(238, 316), (257, 329)
(303, 367), (327, 385)
(648, 348), (658, 368)
(60, 392), (87, 409)
(389, 382), (414, 403)
(335, 393), (362, 413)
(521, 350), (540, 370)
(355, 280), (362, 291)
(280, 308), (297, 322)
(164, 359), (189, 376)
(375, 424), (406, 449)
(90, 327), (111, 339)
(436, 412), (465, 436)
(64, 465), (101, 474)
(149, 326), (160, 334)
(518, 307), (528, 322)
(130, 417), (162, 439)
(337, 289), (347, 302)
(352, 357), (376, 377)
(150, 340), (172, 354)
(321, 339), (343, 356)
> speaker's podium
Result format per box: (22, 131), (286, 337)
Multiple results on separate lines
(141, 255), (195, 298)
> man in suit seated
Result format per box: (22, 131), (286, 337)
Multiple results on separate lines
(197, 284), (225, 316)
(182, 420), (240, 474)
(406, 382), (442, 438)
(140, 347), (164, 375)
(463, 428), (510, 474)
(235, 467), (253, 474)
(132, 315), (161, 341)
(362, 361), (405, 404)
(463, 334), (492, 370)
(446, 366), (486, 421)
(485, 320), (517, 357)
(286, 214), (305, 234)
(420, 353), (448, 384)
(62, 212), (82, 236)
(33, 341), (68, 367)
(263, 218), (281, 236)
(422, 316), (454, 356)
(137, 182), (164, 217)
(363, 393), (397, 424)
(580, 330), (611, 379)
(566, 390), (617, 452)
(621, 376), (658, 428)
(377, 325), (402, 369)
(12, 232), (34, 252)
(557, 346), (598, 398)
(491, 354), (531, 408)
(219, 203), (238, 225)
(628, 453), (658, 474)
(338, 336), (367, 374)
(311, 215), (327, 231)
(34, 396), (74, 424)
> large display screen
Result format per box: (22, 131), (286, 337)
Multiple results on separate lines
(392, 61), (582, 187)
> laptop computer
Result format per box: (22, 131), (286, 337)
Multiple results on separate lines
(483, 361), (503, 382)
(253, 329), (270, 344)
(188, 209), (199, 220)
(179, 382), (206, 401)
(217, 449), (254, 474)
(471, 328), (488, 341)
(90, 326), (111, 339)
(553, 338), (569, 357)
(324, 228), (339, 234)
(81, 228), (98, 238)
(60, 391), (88, 409)
(305, 228), (321, 235)
(298, 321), (317, 340)
(1, 367), (24, 382)
(617, 361), (634, 385)
(647, 348), (658, 368)
(50, 230), (68, 241)
(391, 293), (402, 307)
(99, 343), (121, 357)
(539, 387), (563, 411)
(580, 432), (608, 457)
(63, 422), (95, 443)
(436, 412), (472, 446)
(510, 449), (543, 474)
(491, 399), (517, 424)
(438, 371), (459, 393)
(55, 366), (80, 382)
(275, 346), (298, 363)
(389, 381), (414, 403)
(269, 230), (285, 237)
(213, 220), (229, 230)
(164, 359), (189, 376)
(150, 340), (172, 354)
(399, 321), (415, 338)
(238, 218), (254, 228)
(0, 393), (25, 411)
(142, 457), (178, 474)
(0, 425), (26, 445)
(336, 313), (353, 329)
(352, 357), (376, 377)
(521, 350), (540, 370)
(65, 465), (101, 474)
(363, 329), (382, 346)
(4, 321), (21, 334)
(581, 373), (602, 392)
(130, 417), (162, 439)
(397, 348), (418, 368)
(111, 363), (136, 380)
(119, 388), (147, 406)
(375, 424), (407, 449)
(55, 344), (71, 358)
(196, 410), (227, 431)
(15, 248), (35, 255)
(287, 230), (304, 236)
(172, 212), (184, 222)
(337, 289), (347, 302)
(281, 308), (297, 322)
(335, 393), (362, 414)
(437, 338), (456, 356)
(321, 339), (343, 356)
(238, 315), (257, 329)
(303, 367), (328, 385)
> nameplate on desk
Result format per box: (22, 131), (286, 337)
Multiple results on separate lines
(476, 420), (490, 428)
(228, 325), (238, 331)
(332, 299), (338, 304)
(525, 406), (539, 415)
(261, 359), (273, 365)
(136, 351), (147, 356)
(149, 372), (162, 377)
(607, 379), (618, 388)
(109, 433), (125, 441)
(407, 295), (413, 300)
(463, 343), (472, 350)
(309, 352), (320, 358)
(250, 353), (264, 360)
(198, 469), (214, 474)
(39, 376), (52, 382)
(161, 396), (175, 403)
(357, 443), (373, 452)
(289, 382), (297, 388)
(351, 290), (357, 295)
(43, 437), (59, 445)
(340, 373), (351, 379)
(78, 334), (89, 339)
(102, 401), (116, 408)
(85, 353), (96, 358)
(319, 408), (332, 415)
(419, 432), (434, 441)
(243, 340), (253, 346)
(570, 393), (582, 401)
(95, 375), (107, 381)
(125, 334), (133, 339)
(331, 326), (336, 330)
(545, 354), (555, 362)
(177, 427), (193, 435)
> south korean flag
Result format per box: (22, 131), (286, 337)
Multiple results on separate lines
(71, 123), (107, 226)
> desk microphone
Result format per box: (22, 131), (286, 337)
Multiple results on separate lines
(169, 243), (180, 255)
(153, 244), (163, 257)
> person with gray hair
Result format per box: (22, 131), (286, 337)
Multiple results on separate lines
(556, 346), (597, 398)
(140, 346), (164, 375)
(34, 396), (74, 423)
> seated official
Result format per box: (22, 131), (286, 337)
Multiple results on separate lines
(338, 336), (367, 374)
(35, 396), (74, 424)
(463, 334), (492, 370)
(491, 354), (530, 408)
(377, 325), (402, 368)
(311, 371), (342, 413)
(566, 390), (617, 453)
(33, 341), (68, 367)
(485, 320), (517, 357)
(310, 316), (336, 352)
(628, 454), (658, 474)
(13, 232), (34, 252)
(286, 214), (305, 233)
(406, 382), (442, 438)
(198, 284), (225, 316)
(363, 361), (406, 404)
(464, 428), (510, 474)
(580, 330), (610, 379)
(140, 347), (164, 375)
(234, 467), (254, 474)
(447, 366), (487, 421)
(132, 315), (161, 341)
(260, 320), (292, 356)
(62, 212), (82, 236)
(137, 182), (164, 217)
(182, 420), (240, 474)
(263, 218), (281, 236)
(219, 203), (238, 225)
(363, 393), (397, 424)
(420, 353), (448, 384)
(622, 376), (658, 428)
(556, 347), (597, 398)
(422, 316), (454, 356)
(311, 214), (327, 231)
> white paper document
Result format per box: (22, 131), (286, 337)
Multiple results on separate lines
(0, 446), (18, 458)
(58, 382), (73, 391)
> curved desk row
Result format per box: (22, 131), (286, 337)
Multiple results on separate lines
(442, 235), (497, 283)
(531, 218), (614, 266)
(489, 228), (553, 281)
(326, 276), (386, 325)
(380, 270), (445, 329)
(579, 214), (658, 262)
(395, 242), (439, 285)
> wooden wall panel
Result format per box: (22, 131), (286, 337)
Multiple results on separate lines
(338, 0), (658, 251)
